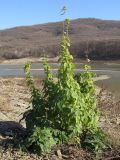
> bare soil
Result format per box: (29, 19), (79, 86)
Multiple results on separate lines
(0, 77), (119, 159)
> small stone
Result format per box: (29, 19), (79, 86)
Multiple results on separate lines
(116, 118), (120, 125)
(56, 150), (62, 159)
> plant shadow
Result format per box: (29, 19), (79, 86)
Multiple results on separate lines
(0, 121), (26, 148)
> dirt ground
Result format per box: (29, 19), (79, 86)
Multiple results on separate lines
(0, 78), (30, 123)
(0, 77), (120, 159)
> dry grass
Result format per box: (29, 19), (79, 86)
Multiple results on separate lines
(0, 97), (12, 112)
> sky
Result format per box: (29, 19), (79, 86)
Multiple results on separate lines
(0, 0), (120, 30)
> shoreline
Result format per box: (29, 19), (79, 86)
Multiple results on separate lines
(1, 57), (120, 64)
(93, 75), (110, 82)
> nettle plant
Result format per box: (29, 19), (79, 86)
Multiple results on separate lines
(23, 19), (106, 155)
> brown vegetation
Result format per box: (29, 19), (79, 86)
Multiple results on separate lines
(1, 18), (120, 60)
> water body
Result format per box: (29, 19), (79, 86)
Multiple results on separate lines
(0, 62), (120, 99)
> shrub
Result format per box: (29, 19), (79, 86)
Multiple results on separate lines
(27, 127), (56, 155)
(81, 128), (106, 153)
(23, 19), (106, 155)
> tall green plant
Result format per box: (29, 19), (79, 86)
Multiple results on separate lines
(23, 18), (105, 155)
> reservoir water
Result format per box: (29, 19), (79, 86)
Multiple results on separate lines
(0, 62), (120, 99)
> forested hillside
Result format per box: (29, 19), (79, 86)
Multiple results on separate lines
(0, 18), (120, 60)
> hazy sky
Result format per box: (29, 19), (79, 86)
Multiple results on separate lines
(0, 0), (120, 29)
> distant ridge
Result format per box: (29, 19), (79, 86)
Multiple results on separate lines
(0, 18), (120, 60)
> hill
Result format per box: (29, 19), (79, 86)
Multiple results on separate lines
(0, 18), (120, 60)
